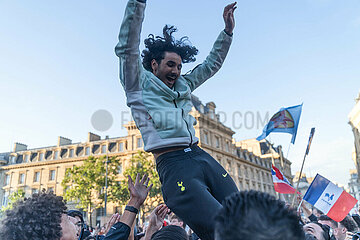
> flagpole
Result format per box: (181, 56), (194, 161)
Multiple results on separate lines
(291, 128), (315, 207)
(291, 152), (306, 207)
(286, 140), (292, 159)
(297, 198), (304, 212)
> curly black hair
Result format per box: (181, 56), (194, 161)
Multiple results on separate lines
(0, 191), (67, 240)
(215, 190), (305, 240)
(141, 25), (199, 72)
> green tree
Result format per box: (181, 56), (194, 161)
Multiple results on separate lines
(61, 155), (122, 226)
(119, 151), (162, 221)
(0, 189), (25, 214)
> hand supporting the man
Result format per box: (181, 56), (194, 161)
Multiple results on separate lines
(144, 204), (169, 240)
(223, 2), (237, 35)
(127, 173), (153, 209)
(119, 174), (153, 228)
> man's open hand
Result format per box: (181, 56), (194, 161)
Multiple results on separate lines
(148, 204), (169, 230)
(223, 2), (237, 35)
(128, 173), (153, 208)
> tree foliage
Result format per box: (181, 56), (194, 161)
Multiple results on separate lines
(61, 152), (162, 224)
(0, 189), (25, 214)
(61, 155), (122, 224)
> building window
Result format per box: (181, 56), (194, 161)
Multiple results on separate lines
(237, 164), (241, 177)
(19, 173), (25, 184)
(39, 153), (44, 161)
(24, 154), (30, 162)
(2, 191), (9, 207)
(85, 147), (90, 156)
(54, 151), (59, 160)
(34, 171), (40, 182)
(203, 132), (209, 144)
(69, 149), (74, 158)
(96, 207), (105, 216)
(225, 142), (229, 152)
(101, 145), (107, 154)
(49, 170), (56, 181)
(30, 153), (37, 162)
(215, 136), (220, 148)
(32, 188), (39, 194)
(118, 142), (124, 152)
(10, 155), (16, 164)
(5, 174), (10, 186)
(226, 160), (231, 173)
(137, 138), (143, 148)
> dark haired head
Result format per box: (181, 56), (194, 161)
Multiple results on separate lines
(151, 225), (188, 240)
(340, 215), (358, 233)
(0, 191), (67, 240)
(141, 25), (198, 72)
(169, 213), (186, 229)
(215, 190), (305, 240)
(352, 214), (360, 228)
(318, 215), (338, 229)
(313, 222), (331, 240)
(68, 210), (84, 223)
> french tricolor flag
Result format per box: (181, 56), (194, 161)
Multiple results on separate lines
(272, 165), (297, 194)
(303, 174), (358, 222)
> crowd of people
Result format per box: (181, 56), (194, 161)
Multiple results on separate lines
(1, 173), (360, 240)
(1, 0), (357, 239)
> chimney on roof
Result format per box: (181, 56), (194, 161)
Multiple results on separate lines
(14, 143), (27, 152)
(58, 136), (72, 146)
(88, 132), (101, 142)
(206, 102), (216, 119)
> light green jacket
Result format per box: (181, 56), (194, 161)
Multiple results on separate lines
(115, 0), (232, 152)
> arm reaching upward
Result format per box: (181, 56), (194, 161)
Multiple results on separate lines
(224, 2), (237, 36)
(183, 2), (237, 91)
(115, 0), (147, 93)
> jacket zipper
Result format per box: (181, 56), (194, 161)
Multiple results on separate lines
(173, 99), (193, 147)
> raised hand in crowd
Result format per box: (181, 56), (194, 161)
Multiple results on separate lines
(127, 174), (153, 210)
(104, 174), (152, 240)
(144, 204), (169, 240)
(103, 213), (121, 236)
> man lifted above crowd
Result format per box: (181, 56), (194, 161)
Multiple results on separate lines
(115, 1), (237, 239)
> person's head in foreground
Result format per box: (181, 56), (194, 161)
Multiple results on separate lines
(67, 210), (85, 239)
(303, 222), (331, 240)
(169, 213), (186, 229)
(141, 25), (198, 89)
(214, 190), (305, 240)
(0, 191), (78, 240)
(334, 215), (358, 240)
(151, 225), (189, 240)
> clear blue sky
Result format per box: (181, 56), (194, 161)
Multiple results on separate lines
(1, 0), (359, 186)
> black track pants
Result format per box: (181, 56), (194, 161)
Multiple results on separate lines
(156, 145), (238, 240)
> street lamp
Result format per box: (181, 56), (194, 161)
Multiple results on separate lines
(104, 135), (109, 217)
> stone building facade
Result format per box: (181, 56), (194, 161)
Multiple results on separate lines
(1, 95), (293, 225)
(349, 92), (360, 177)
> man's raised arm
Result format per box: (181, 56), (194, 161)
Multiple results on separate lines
(183, 2), (237, 92)
(115, 0), (146, 93)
